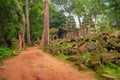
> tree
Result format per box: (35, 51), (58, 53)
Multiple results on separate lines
(15, 0), (26, 51)
(105, 0), (120, 28)
(85, 0), (107, 28)
(0, 0), (17, 46)
(0, 0), (27, 51)
(82, 13), (94, 28)
(50, 0), (73, 16)
(71, 0), (87, 27)
(29, 0), (44, 42)
(65, 16), (76, 31)
(26, 0), (32, 46)
(50, 9), (66, 28)
(40, 0), (49, 48)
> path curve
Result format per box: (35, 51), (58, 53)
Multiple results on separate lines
(0, 47), (97, 80)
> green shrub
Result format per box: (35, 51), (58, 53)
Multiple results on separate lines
(103, 65), (120, 79)
(11, 38), (19, 49)
(0, 47), (14, 61)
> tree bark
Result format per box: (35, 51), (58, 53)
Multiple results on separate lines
(94, 15), (97, 28)
(40, 0), (49, 48)
(77, 15), (82, 28)
(15, 0), (26, 51)
(26, 0), (32, 46)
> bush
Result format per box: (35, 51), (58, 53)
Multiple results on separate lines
(0, 47), (14, 61)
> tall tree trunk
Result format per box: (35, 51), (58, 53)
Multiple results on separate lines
(26, 0), (32, 46)
(15, 0), (26, 51)
(77, 15), (82, 28)
(94, 15), (97, 28)
(40, 0), (49, 48)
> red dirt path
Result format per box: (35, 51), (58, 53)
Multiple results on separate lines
(0, 47), (97, 80)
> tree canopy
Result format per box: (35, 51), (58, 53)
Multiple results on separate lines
(0, 0), (120, 47)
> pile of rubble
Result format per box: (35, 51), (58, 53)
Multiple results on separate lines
(45, 30), (120, 80)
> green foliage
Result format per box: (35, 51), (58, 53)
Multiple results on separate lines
(0, 0), (19, 47)
(29, 0), (67, 42)
(65, 16), (76, 30)
(82, 14), (94, 28)
(29, 0), (44, 42)
(45, 38), (73, 55)
(50, 9), (66, 28)
(71, 0), (87, 15)
(50, 28), (58, 40)
(57, 53), (72, 61)
(102, 65), (120, 79)
(11, 38), (19, 49)
(50, 28), (58, 35)
(0, 47), (14, 61)
(106, 0), (120, 28)
(81, 52), (91, 59)
(0, 23), (19, 46)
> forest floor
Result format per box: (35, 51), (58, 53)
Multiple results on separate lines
(0, 47), (97, 80)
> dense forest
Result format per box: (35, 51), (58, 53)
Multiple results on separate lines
(0, 0), (120, 80)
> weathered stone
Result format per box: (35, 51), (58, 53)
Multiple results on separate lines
(100, 53), (120, 67)
(67, 56), (80, 62)
(70, 38), (77, 42)
(47, 47), (58, 56)
(75, 58), (85, 66)
(104, 60), (117, 68)
(67, 48), (78, 55)
(78, 64), (88, 71)
(95, 66), (104, 74)
(114, 46), (120, 53)
(91, 53), (101, 60)
(79, 44), (88, 53)
(91, 49), (101, 54)
(86, 43), (97, 50)
(88, 60), (101, 71)
(100, 74), (117, 80)
(114, 60), (120, 66)
(99, 38), (106, 47)
(45, 30), (120, 80)
(101, 53), (119, 62)
(86, 34), (99, 41)
(101, 32), (109, 41)
(87, 53), (101, 70)
(72, 43), (78, 49)
(112, 31), (120, 38)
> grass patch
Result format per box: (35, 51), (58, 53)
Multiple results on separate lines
(94, 65), (120, 80)
(0, 47), (14, 61)
(81, 52), (91, 59)
(103, 66), (120, 79)
(56, 53), (72, 61)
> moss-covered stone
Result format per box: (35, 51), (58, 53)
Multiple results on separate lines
(100, 74), (117, 80)
(45, 30), (120, 80)
(114, 60), (120, 66)
(88, 60), (101, 71)
(78, 64), (88, 71)
(74, 58), (85, 66)
(67, 55), (80, 62)
(67, 48), (78, 55)
(79, 43), (89, 53)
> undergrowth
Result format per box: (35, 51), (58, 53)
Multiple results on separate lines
(103, 65), (120, 80)
(0, 47), (14, 61)
(56, 53), (72, 62)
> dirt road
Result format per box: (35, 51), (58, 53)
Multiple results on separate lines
(0, 47), (97, 80)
